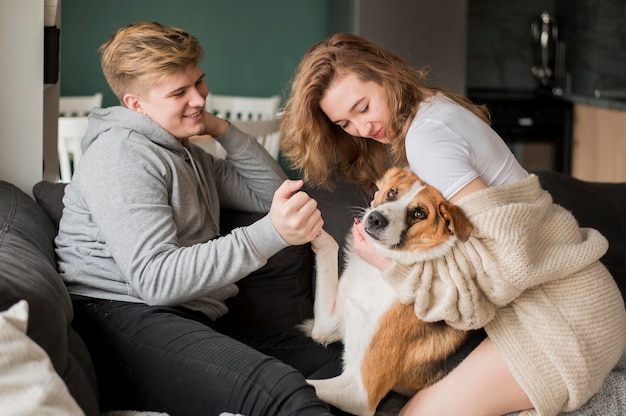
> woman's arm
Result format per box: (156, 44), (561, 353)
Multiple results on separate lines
(448, 177), (487, 203)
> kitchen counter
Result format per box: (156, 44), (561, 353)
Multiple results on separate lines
(555, 92), (626, 112)
(466, 88), (626, 112)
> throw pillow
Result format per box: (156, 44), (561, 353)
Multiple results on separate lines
(0, 300), (84, 415)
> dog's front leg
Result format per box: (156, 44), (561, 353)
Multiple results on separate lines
(309, 373), (374, 416)
(301, 229), (342, 345)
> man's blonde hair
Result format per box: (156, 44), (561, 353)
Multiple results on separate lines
(99, 21), (204, 104)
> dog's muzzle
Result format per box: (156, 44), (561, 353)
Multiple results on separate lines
(366, 211), (388, 232)
(362, 204), (407, 248)
(363, 210), (391, 243)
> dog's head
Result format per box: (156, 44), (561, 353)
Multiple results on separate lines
(361, 167), (473, 262)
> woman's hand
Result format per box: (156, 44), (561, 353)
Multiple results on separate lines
(352, 219), (392, 271)
(203, 111), (230, 137)
(269, 180), (324, 246)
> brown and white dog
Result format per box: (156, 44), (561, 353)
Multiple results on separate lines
(301, 167), (483, 415)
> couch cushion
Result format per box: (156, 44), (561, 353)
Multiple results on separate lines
(0, 181), (98, 415)
(219, 210), (314, 331)
(304, 177), (371, 272)
(536, 171), (626, 299)
(33, 180), (67, 229)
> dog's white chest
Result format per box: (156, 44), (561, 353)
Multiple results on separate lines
(337, 252), (398, 350)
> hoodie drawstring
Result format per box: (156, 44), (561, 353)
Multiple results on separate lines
(183, 147), (219, 236)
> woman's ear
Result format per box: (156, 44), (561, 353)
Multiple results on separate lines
(123, 93), (141, 112)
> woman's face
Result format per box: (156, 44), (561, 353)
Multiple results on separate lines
(124, 63), (209, 142)
(319, 72), (390, 143)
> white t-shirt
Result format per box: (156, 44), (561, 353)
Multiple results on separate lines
(405, 94), (528, 200)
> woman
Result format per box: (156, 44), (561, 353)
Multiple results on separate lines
(280, 32), (626, 416)
(55, 21), (342, 415)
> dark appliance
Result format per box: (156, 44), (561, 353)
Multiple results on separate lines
(468, 89), (572, 174)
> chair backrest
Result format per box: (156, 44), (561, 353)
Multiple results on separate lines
(59, 92), (103, 117)
(231, 119), (282, 159)
(204, 94), (283, 158)
(57, 93), (103, 182)
(206, 94), (281, 121)
(57, 117), (89, 183)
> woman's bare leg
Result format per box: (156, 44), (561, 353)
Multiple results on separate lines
(399, 338), (533, 416)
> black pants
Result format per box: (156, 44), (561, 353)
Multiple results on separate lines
(72, 299), (344, 416)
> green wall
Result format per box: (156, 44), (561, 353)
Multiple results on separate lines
(60, 0), (351, 107)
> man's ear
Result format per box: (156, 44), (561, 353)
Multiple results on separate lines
(123, 93), (141, 112)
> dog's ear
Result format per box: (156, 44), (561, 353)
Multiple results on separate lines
(439, 203), (473, 242)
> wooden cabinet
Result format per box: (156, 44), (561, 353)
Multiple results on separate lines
(571, 103), (626, 182)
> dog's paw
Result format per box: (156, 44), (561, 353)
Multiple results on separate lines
(311, 230), (339, 253)
(297, 320), (340, 346)
(297, 319), (314, 336)
(307, 377), (376, 416)
(310, 329), (339, 346)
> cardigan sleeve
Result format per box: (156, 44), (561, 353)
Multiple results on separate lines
(382, 236), (521, 330)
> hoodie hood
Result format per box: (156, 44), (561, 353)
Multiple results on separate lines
(81, 106), (218, 234)
(82, 106), (187, 156)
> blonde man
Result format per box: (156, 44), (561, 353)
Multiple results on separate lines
(56, 21), (340, 415)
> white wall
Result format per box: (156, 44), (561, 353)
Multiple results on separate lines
(0, 0), (58, 195)
(353, 0), (468, 94)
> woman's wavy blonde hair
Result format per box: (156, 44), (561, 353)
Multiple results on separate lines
(280, 33), (489, 191)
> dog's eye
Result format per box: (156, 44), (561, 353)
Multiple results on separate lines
(386, 189), (397, 201)
(412, 208), (427, 220)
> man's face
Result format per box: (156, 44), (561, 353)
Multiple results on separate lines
(125, 64), (209, 142)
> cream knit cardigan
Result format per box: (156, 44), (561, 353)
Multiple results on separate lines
(383, 174), (626, 416)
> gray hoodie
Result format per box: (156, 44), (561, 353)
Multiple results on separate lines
(55, 106), (288, 319)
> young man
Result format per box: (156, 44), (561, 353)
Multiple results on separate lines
(55, 21), (339, 415)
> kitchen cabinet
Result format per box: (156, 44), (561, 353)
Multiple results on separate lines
(468, 89), (572, 174)
(333, 0), (467, 95)
(571, 103), (626, 182)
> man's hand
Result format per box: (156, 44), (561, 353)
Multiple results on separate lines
(269, 180), (323, 246)
(352, 218), (392, 271)
(203, 111), (230, 137)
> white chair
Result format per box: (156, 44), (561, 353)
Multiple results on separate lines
(206, 94), (281, 121)
(231, 118), (282, 159)
(58, 93), (102, 182)
(57, 117), (89, 183)
(59, 92), (103, 117)
(202, 94), (282, 159)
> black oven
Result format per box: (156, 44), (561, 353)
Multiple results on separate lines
(467, 89), (573, 174)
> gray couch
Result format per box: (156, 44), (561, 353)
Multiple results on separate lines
(0, 180), (99, 415)
(1, 170), (625, 415)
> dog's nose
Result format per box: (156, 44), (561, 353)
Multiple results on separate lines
(366, 211), (388, 230)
